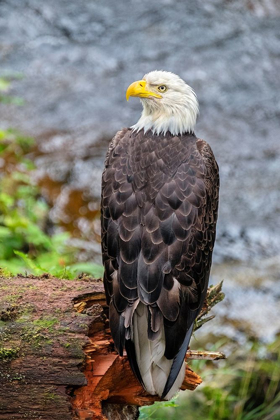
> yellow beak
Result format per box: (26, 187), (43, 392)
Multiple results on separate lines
(126, 80), (162, 101)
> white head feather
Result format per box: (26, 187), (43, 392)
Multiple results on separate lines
(131, 70), (199, 136)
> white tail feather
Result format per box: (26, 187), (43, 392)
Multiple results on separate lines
(132, 302), (185, 399)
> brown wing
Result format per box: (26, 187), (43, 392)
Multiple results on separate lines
(101, 129), (219, 363)
(162, 138), (219, 361)
(101, 128), (139, 354)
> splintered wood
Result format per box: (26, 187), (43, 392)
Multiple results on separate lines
(71, 294), (202, 420)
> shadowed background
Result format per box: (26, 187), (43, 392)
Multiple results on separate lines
(0, 0), (280, 418)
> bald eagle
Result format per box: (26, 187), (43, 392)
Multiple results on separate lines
(101, 71), (219, 399)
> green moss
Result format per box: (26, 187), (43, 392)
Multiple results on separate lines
(0, 347), (19, 360)
(32, 317), (58, 329)
(43, 391), (60, 402)
(0, 285), (10, 290)
(10, 372), (26, 381)
(1, 302), (35, 323)
(0, 303), (20, 321)
(21, 326), (49, 346)
(18, 317), (59, 348)
(0, 267), (13, 277)
(4, 293), (22, 303)
(59, 286), (69, 291)
(60, 338), (84, 358)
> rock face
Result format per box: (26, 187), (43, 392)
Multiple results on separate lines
(0, 0), (280, 343)
(0, 0), (280, 257)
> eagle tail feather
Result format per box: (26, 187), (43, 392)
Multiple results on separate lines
(131, 303), (186, 399)
(132, 303), (156, 394)
(161, 322), (194, 399)
(109, 301), (125, 356)
(125, 339), (145, 388)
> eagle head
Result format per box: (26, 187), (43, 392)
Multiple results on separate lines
(126, 70), (199, 136)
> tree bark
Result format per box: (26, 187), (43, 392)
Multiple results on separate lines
(0, 275), (204, 420)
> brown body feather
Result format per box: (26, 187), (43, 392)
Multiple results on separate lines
(101, 128), (219, 395)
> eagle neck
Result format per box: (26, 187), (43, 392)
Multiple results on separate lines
(131, 97), (198, 136)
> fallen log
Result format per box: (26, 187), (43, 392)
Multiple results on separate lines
(0, 275), (224, 420)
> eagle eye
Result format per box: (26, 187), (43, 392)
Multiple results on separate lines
(157, 85), (167, 92)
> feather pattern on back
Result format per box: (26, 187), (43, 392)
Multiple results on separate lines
(101, 128), (219, 398)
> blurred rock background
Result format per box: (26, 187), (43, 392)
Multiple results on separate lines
(0, 0), (280, 417)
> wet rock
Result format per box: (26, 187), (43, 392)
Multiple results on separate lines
(0, 0), (280, 261)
